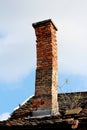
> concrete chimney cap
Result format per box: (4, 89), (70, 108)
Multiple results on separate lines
(32, 19), (58, 31)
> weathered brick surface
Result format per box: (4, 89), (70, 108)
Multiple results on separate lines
(32, 19), (58, 114)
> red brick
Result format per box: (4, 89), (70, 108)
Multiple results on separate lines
(32, 19), (58, 114)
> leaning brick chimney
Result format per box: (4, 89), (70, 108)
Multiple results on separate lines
(32, 19), (58, 116)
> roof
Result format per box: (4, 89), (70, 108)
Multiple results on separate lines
(0, 91), (87, 129)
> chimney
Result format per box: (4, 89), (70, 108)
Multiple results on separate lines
(32, 19), (58, 116)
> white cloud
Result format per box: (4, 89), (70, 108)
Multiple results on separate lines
(0, 2), (36, 83)
(0, 112), (10, 121)
(58, 19), (87, 76)
(0, 20), (36, 82)
(0, 0), (87, 83)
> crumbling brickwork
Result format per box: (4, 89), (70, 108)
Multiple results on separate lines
(32, 19), (58, 115)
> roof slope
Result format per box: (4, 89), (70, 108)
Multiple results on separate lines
(10, 91), (87, 118)
(0, 92), (87, 130)
(0, 91), (86, 128)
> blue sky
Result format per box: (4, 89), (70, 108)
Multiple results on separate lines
(0, 0), (87, 120)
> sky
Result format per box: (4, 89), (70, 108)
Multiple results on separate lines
(0, 0), (87, 121)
